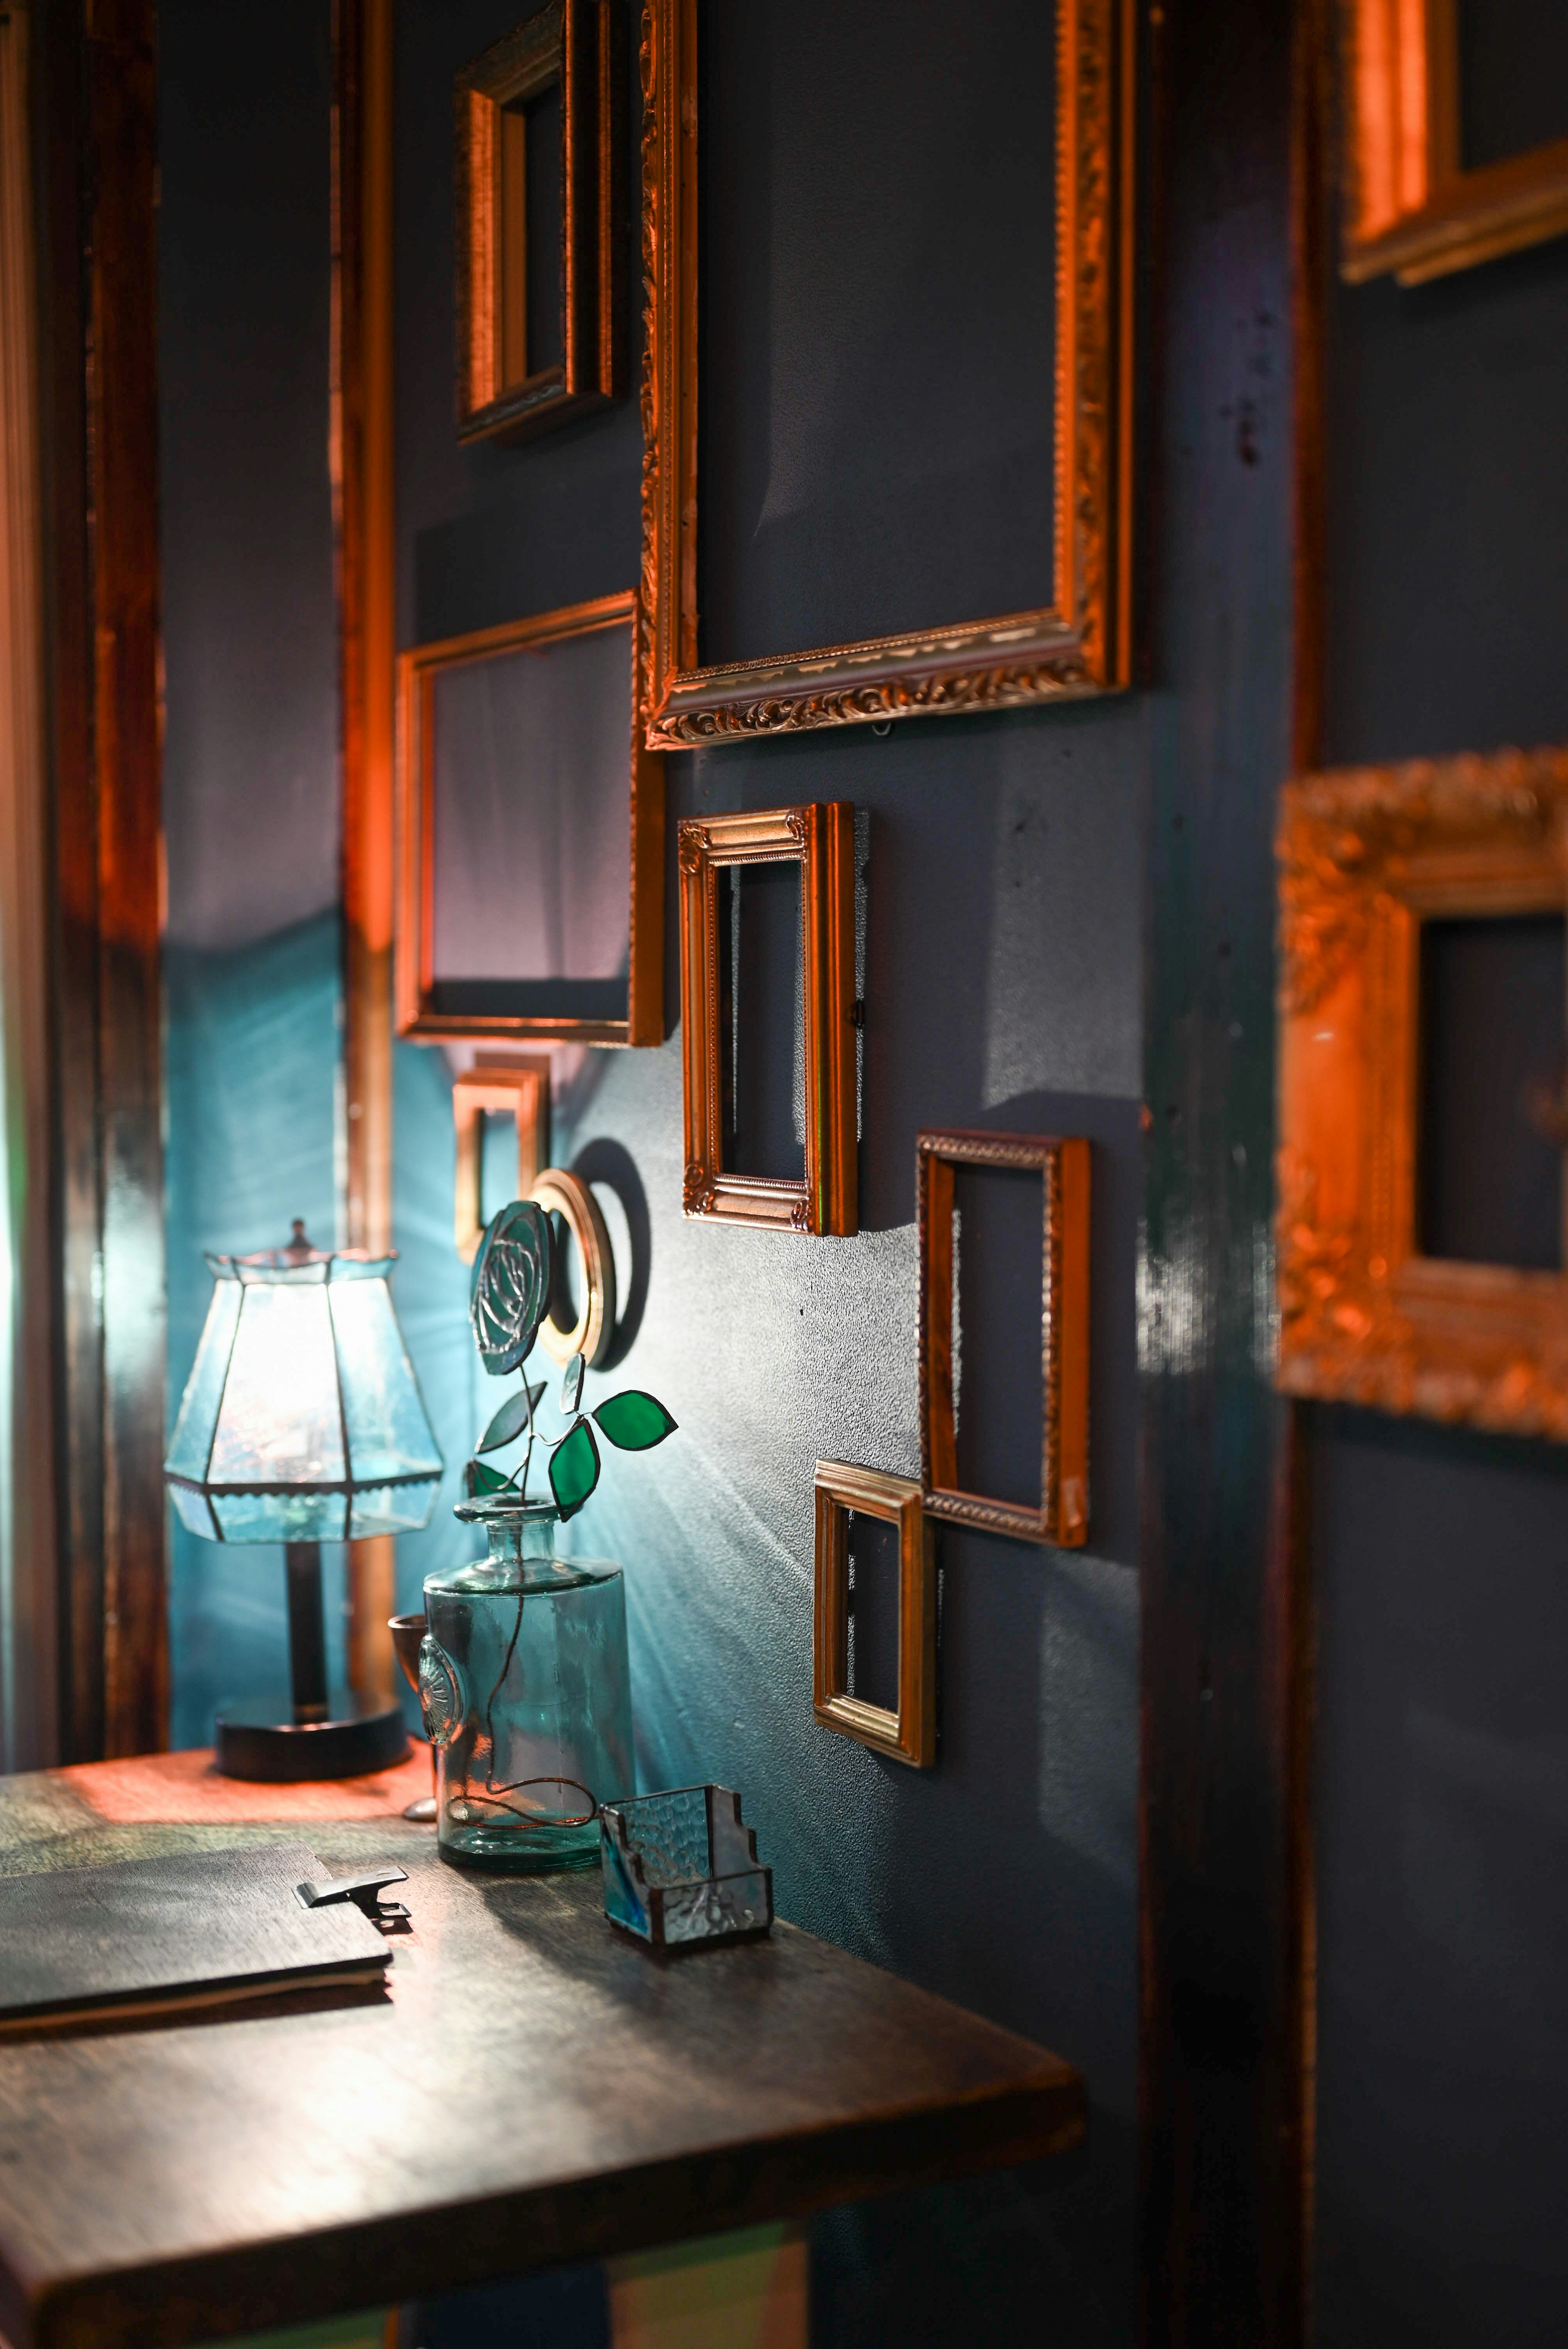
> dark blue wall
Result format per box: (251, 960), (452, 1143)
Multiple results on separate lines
(1315, 232), (1568, 2345)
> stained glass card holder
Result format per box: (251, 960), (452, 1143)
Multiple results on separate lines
(600, 1785), (774, 1949)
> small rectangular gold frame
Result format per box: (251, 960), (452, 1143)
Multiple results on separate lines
(1341, 0), (1568, 285)
(1277, 743), (1568, 1436)
(452, 1059), (552, 1263)
(677, 804), (856, 1235)
(395, 590), (664, 1050)
(813, 1462), (935, 1771)
(455, 0), (625, 443)
(918, 1130), (1090, 1547)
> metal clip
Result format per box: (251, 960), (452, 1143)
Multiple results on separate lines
(296, 1865), (410, 1932)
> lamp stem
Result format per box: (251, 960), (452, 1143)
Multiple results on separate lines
(284, 1541), (330, 1721)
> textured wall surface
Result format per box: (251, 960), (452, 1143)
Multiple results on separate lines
(1316, 231), (1568, 2344)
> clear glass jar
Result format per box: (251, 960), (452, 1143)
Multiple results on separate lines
(420, 1500), (633, 1873)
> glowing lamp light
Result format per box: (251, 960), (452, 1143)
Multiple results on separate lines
(164, 1221), (442, 1781)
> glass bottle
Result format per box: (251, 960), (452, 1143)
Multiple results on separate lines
(419, 1498), (633, 1873)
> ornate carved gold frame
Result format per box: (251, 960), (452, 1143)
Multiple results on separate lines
(455, 0), (626, 444)
(918, 1130), (1090, 1547)
(813, 1462), (936, 1771)
(452, 1059), (552, 1263)
(637, 0), (1135, 746)
(1277, 744), (1568, 1434)
(677, 805), (856, 1236)
(1340, 0), (1568, 285)
(394, 590), (664, 1050)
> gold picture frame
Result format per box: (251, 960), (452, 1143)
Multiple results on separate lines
(455, 0), (626, 444)
(677, 805), (857, 1236)
(1341, 0), (1568, 285)
(813, 1462), (936, 1771)
(452, 1059), (552, 1263)
(918, 1130), (1090, 1547)
(637, 0), (1135, 746)
(1277, 743), (1568, 1435)
(394, 591), (664, 1050)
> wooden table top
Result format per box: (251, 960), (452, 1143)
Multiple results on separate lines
(0, 1752), (1084, 2349)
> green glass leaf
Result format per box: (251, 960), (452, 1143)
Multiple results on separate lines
(464, 1458), (510, 1497)
(592, 1391), (678, 1452)
(475, 1380), (546, 1455)
(549, 1417), (600, 1522)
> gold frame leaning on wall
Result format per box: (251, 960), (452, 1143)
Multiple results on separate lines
(1276, 743), (1568, 1435)
(1340, 0), (1568, 285)
(637, 0), (1136, 746)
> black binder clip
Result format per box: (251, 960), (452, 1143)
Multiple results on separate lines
(296, 1865), (411, 1934)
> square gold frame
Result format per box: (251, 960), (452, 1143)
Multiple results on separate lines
(638, 0), (1135, 747)
(1278, 744), (1568, 1435)
(918, 1130), (1090, 1547)
(452, 1059), (552, 1263)
(395, 590), (664, 1050)
(456, 0), (626, 444)
(1341, 0), (1568, 285)
(677, 804), (856, 1235)
(813, 1462), (936, 1771)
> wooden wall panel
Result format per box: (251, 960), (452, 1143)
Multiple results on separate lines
(34, 0), (166, 1759)
(334, 0), (397, 1699)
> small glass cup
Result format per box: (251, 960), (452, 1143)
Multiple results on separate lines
(388, 1614), (437, 1822)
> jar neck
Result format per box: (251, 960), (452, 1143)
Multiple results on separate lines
(484, 1506), (561, 1570)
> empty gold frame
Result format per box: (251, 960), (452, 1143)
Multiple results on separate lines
(1277, 744), (1568, 1436)
(395, 592), (664, 1050)
(1341, 0), (1568, 284)
(456, 0), (625, 442)
(814, 1463), (936, 1771)
(918, 1130), (1091, 1547)
(452, 1060), (552, 1263)
(639, 0), (1135, 745)
(677, 805), (857, 1236)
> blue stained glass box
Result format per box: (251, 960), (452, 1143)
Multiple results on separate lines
(600, 1785), (773, 1949)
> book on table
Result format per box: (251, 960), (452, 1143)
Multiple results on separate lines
(0, 1841), (395, 2034)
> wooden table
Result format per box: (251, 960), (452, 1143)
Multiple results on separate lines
(0, 1752), (1083, 2349)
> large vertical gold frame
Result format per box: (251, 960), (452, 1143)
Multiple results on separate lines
(639, 0), (1136, 746)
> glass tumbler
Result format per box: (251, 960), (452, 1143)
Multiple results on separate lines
(420, 1499), (633, 1872)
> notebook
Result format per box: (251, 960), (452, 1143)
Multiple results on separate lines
(0, 1841), (394, 2034)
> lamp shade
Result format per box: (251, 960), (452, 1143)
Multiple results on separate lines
(164, 1229), (443, 1544)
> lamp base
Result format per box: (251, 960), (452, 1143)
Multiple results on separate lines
(215, 1690), (410, 1783)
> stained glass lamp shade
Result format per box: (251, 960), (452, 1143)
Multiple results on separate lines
(164, 1223), (442, 1781)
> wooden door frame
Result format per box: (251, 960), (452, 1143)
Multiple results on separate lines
(32, 0), (166, 1761)
(1136, 0), (1322, 2339)
(334, 0), (398, 1700)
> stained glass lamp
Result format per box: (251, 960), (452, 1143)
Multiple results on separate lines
(164, 1221), (443, 1781)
